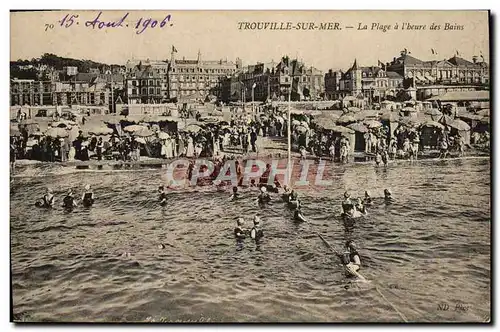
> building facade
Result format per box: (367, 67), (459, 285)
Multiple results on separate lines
(10, 79), (53, 106)
(167, 50), (240, 101)
(222, 56), (324, 103)
(326, 59), (404, 101)
(10, 78), (111, 107)
(125, 61), (169, 104)
(385, 50), (489, 86)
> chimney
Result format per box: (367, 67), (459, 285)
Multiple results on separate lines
(472, 56), (478, 64)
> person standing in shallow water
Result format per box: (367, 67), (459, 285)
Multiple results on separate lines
(158, 186), (167, 206)
(341, 240), (362, 274)
(36, 187), (55, 208)
(62, 189), (78, 209)
(234, 218), (247, 240)
(82, 184), (95, 207)
(230, 186), (240, 201)
(250, 216), (264, 243)
(257, 186), (271, 204)
(384, 189), (394, 203)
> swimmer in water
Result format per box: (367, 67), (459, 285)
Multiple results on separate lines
(36, 187), (55, 208)
(384, 189), (393, 202)
(281, 186), (292, 202)
(375, 151), (382, 167)
(257, 186), (271, 204)
(234, 217), (247, 239)
(158, 186), (167, 206)
(342, 240), (361, 273)
(230, 186), (240, 201)
(250, 216), (264, 242)
(268, 183), (279, 193)
(341, 191), (354, 215)
(62, 189), (78, 209)
(288, 191), (300, 210)
(82, 184), (94, 207)
(363, 191), (372, 205)
(355, 198), (367, 215)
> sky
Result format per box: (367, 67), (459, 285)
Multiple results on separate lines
(10, 10), (489, 72)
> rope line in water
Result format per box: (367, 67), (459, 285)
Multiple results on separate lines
(374, 285), (409, 322)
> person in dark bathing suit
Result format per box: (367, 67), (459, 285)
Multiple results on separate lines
(250, 216), (264, 243)
(234, 217), (247, 239)
(62, 189), (78, 209)
(281, 186), (292, 202)
(36, 187), (55, 208)
(363, 191), (372, 205)
(257, 186), (271, 204)
(82, 184), (95, 207)
(354, 198), (367, 215)
(341, 192), (354, 216)
(341, 240), (361, 273)
(230, 186), (240, 201)
(158, 186), (167, 206)
(384, 188), (393, 203)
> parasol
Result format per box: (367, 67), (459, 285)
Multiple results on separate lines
(182, 124), (203, 134)
(157, 131), (170, 139)
(476, 109), (490, 117)
(46, 127), (69, 138)
(399, 117), (421, 127)
(199, 116), (223, 123)
(424, 109), (443, 117)
(51, 120), (77, 128)
(103, 117), (123, 125)
(420, 120), (444, 129)
(133, 127), (154, 137)
(364, 120), (383, 128)
(380, 111), (400, 122)
(336, 114), (357, 125)
(438, 114), (454, 126)
(448, 119), (471, 131)
(457, 112), (483, 121)
(347, 106), (361, 113)
(87, 126), (113, 135)
(401, 107), (417, 113)
(347, 122), (368, 133)
(124, 124), (147, 133)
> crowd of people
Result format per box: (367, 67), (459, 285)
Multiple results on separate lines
(10, 101), (490, 169)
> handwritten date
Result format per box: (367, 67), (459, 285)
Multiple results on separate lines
(45, 12), (173, 34)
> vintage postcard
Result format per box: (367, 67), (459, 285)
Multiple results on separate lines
(10, 10), (491, 323)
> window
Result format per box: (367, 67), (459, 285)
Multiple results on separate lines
(132, 88), (137, 95)
(156, 88), (161, 94)
(149, 80), (153, 86)
(142, 88), (147, 94)
(192, 76), (196, 80)
(132, 81), (137, 87)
